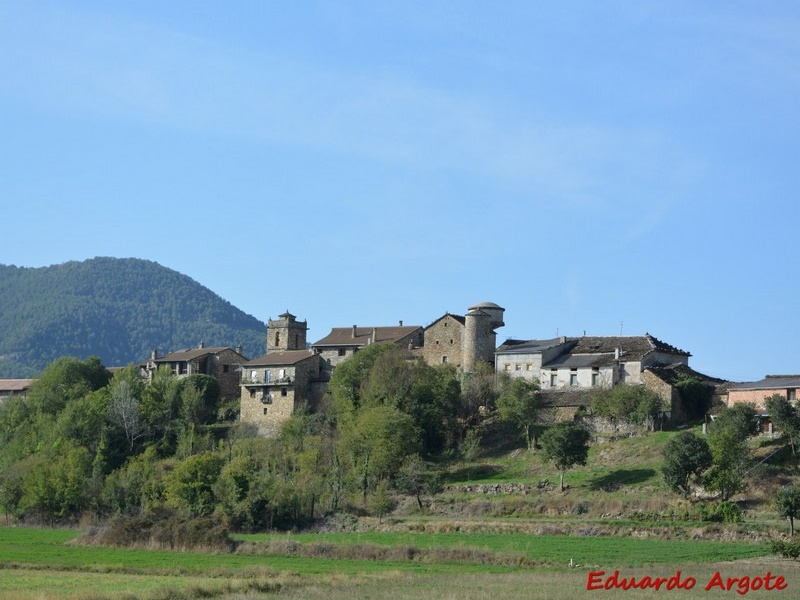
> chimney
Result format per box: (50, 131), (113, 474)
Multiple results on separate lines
(615, 347), (621, 360)
(151, 349), (158, 360)
(198, 340), (205, 349)
(559, 336), (566, 344)
(399, 320), (403, 327)
(236, 344), (243, 355)
(352, 325), (357, 338)
(372, 327), (378, 344)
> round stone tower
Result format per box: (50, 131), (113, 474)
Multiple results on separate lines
(463, 301), (505, 372)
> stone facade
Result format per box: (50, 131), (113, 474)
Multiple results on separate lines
(267, 312), (307, 353)
(420, 302), (505, 372)
(142, 344), (248, 400)
(239, 350), (324, 436)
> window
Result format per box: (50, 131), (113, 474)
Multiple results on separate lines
(338, 348), (346, 356)
(570, 370), (578, 386)
(515, 363), (522, 371)
(279, 369), (286, 379)
(550, 371), (557, 387)
(263, 407), (269, 415)
(264, 370), (271, 383)
(249, 389), (256, 398)
(450, 339), (454, 344)
(591, 368), (600, 387)
(619, 363), (627, 382)
(275, 332), (280, 347)
(790, 389), (797, 403)
(504, 364), (512, 372)
(442, 356), (448, 364)
(526, 364), (533, 371)
(250, 370), (258, 382)
(222, 364), (229, 373)
(435, 340), (439, 345)
(281, 387), (288, 397)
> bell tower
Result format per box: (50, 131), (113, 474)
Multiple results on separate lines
(266, 311), (308, 353)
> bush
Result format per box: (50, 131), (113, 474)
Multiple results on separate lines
(79, 510), (235, 552)
(772, 538), (800, 559)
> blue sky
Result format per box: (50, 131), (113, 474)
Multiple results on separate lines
(1, 1), (798, 382)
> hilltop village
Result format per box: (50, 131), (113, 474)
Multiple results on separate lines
(132, 301), (792, 437)
(3, 300), (796, 437)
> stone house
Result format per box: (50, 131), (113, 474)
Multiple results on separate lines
(419, 302), (505, 372)
(311, 324), (423, 368)
(495, 334), (719, 426)
(239, 349), (326, 436)
(496, 333), (690, 390)
(141, 343), (248, 400)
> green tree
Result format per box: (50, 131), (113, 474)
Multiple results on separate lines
(705, 403), (759, 500)
(164, 452), (224, 517)
(539, 422), (590, 492)
(591, 384), (662, 429)
(662, 431), (712, 496)
(766, 394), (800, 456)
(339, 405), (420, 503)
(777, 484), (800, 536)
(496, 377), (542, 450)
(25, 356), (110, 415)
(329, 343), (397, 412)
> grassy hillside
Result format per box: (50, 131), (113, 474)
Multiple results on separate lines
(0, 257), (265, 376)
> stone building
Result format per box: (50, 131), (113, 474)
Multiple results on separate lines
(239, 350), (325, 436)
(495, 334), (690, 389)
(420, 301), (505, 372)
(239, 311), (327, 435)
(0, 379), (33, 405)
(311, 324), (423, 368)
(141, 343), (248, 400)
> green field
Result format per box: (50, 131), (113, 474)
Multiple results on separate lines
(1, 526), (796, 599)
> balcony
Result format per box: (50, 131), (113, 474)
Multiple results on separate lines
(241, 376), (294, 386)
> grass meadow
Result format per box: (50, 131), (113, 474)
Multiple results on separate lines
(2, 526), (798, 599)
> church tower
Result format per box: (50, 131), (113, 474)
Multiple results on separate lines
(266, 311), (308, 353)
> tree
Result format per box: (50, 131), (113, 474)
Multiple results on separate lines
(164, 452), (224, 517)
(107, 378), (149, 452)
(394, 454), (442, 511)
(766, 394), (800, 456)
(339, 405), (420, 502)
(25, 356), (110, 415)
(705, 403), (759, 500)
(496, 377), (542, 449)
(662, 431), (712, 496)
(591, 384), (662, 429)
(777, 485), (800, 536)
(539, 422), (590, 491)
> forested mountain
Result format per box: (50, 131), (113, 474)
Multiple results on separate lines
(0, 258), (265, 377)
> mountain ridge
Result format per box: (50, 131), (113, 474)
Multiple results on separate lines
(0, 257), (265, 377)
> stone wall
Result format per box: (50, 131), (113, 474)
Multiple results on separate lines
(421, 315), (465, 369)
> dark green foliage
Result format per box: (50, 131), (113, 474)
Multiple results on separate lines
(496, 377), (542, 449)
(165, 452), (225, 517)
(591, 384), (662, 427)
(674, 376), (713, 420)
(539, 422), (590, 491)
(0, 258), (265, 377)
(705, 403), (759, 500)
(662, 431), (712, 496)
(697, 500), (742, 523)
